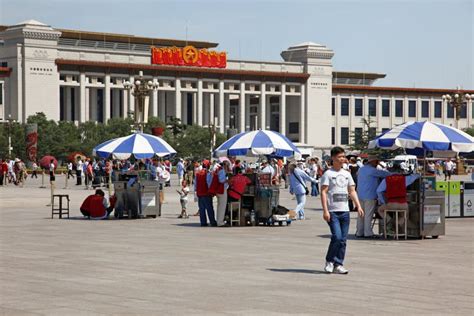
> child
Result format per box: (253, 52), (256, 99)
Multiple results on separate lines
(320, 146), (364, 274)
(177, 179), (190, 218)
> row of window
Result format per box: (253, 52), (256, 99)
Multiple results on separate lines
(331, 98), (468, 119)
(331, 127), (397, 145)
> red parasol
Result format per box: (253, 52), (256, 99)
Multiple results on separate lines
(39, 155), (58, 169)
(67, 152), (87, 163)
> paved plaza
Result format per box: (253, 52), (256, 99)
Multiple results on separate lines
(1, 174), (473, 315)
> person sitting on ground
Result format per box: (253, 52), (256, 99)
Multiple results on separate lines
(80, 189), (114, 220)
(177, 179), (190, 218)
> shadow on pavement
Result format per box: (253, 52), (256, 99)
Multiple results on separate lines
(267, 268), (327, 275)
(173, 223), (205, 228)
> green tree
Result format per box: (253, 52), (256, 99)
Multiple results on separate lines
(464, 127), (474, 137)
(349, 116), (379, 151)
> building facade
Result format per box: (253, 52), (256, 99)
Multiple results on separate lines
(0, 20), (472, 153)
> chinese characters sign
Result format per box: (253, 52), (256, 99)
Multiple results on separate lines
(151, 45), (227, 68)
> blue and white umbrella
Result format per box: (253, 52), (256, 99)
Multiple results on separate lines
(214, 130), (300, 157)
(93, 133), (177, 160)
(368, 121), (474, 153)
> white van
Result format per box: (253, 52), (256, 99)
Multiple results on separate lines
(390, 155), (418, 173)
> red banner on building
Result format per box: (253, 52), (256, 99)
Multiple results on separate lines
(151, 45), (227, 68)
(25, 123), (38, 164)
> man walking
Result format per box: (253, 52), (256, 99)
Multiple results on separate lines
(288, 162), (317, 220)
(356, 155), (390, 238)
(320, 147), (364, 274)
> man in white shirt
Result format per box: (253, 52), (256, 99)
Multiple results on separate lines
(444, 159), (455, 181)
(320, 146), (364, 274)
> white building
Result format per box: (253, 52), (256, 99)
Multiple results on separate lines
(0, 20), (472, 153)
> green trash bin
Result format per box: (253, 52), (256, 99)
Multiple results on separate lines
(435, 181), (449, 217)
(448, 181), (462, 217)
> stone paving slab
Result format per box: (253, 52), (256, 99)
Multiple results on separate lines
(1, 174), (473, 315)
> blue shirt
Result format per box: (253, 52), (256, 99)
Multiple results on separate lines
(217, 168), (228, 190)
(356, 165), (391, 200)
(289, 168), (316, 195)
(377, 174), (420, 204)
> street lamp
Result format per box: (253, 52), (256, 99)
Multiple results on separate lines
(442, 87), (472, 175)
(442, 87), (472, 129)
(123, 71), (158, 132)
(5, 114), (15, 158)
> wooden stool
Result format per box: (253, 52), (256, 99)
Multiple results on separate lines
(383, 209), (407, 240)
(52, 194), (70, 219)
(228, 201), (241, 227)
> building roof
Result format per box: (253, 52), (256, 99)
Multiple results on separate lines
(0, 24), (218, 49)
(333, 84), (474, 95)
(55, 59), (310, 82)
(333, 71), (386, 80)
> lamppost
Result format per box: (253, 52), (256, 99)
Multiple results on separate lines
(442, 87), (472, 175)
(442, 87), (472, 129)
(5, 114), (15, 158)
(123, 71), (158, 132)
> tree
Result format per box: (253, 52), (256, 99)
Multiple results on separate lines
(348, 116), (379, 152)
(464, 127), (474, 137)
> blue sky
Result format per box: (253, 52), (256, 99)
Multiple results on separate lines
(1, 0), (472, 89)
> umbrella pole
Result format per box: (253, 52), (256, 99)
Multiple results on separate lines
(420, 150), (427, 239)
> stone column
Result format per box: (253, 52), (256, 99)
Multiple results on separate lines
(122, 89), (128, 118)
(260, 82), (266, 130)
(225, 94), (230, 129)
(219, 81), (225, 133)
(299, 84), (306, 143)
(280, 83), (286, 135)
(104, 74), (111, 123)
(192, 93), (197, 124)
(239, 82), (245, 132)
(90, 88), (97, 121)
(79, 73), (86, 122)
(175, 78), (181, 121)
(197, 79), (203, 126)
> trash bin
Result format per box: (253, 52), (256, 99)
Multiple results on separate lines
(463, 181), (474, 217)
(448, 181), (462, 217)
(435, 181), (449, 217)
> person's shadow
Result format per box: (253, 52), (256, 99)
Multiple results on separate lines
(267, 268), (327, 275)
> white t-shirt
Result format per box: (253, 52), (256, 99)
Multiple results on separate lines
(320, 168), (355, 212)
(445, 161), (454, 171)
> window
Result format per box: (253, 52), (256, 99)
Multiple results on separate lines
(0, 82), (3, 105)
(382, 99), (390, 117)
(447, 104), (454, 118)
(341, 98), (349, 116)
(331, 127), (335, 145)
(408, 100), (416, 117)
(369, 127), (376, 140)
(395, 100), (403, 117)
(332, 98), (335, 116)
(354, 128), (363, 145)
(421, 101), (429, 118)
(341, 127), (349, 145)
(289, 122), (299, 133)
(354, 98), (363, 116)
(460, 103), (467, 118)
(434, 101), (442, 118)
(368, 99), (376, 116)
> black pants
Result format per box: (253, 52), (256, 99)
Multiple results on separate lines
(31, 171), (38, 178)
(76, 170), (82, 185)
(0, 172), (3, 185)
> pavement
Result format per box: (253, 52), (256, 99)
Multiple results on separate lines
(0, 174), (473, 315)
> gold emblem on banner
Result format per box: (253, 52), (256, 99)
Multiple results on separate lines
(183, 45), (199, 64)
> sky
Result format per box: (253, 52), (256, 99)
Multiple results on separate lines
(1, 0), (472, 89)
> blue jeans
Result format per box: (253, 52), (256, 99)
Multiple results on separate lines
(326, 211), (350, 266)
(311, 182), (319, 196)
(295, 194), (306, 219)
(198, 196), (217, 226)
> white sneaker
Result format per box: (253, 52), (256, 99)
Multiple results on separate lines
(324, 262), (334, 273)
(334, 265), (349, 274)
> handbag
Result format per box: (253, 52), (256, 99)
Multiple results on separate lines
(294, 172), (309, 195)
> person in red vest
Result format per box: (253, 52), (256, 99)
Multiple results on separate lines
(228, 168), (251, 202)
(194, 160), (217, 227)
(376, 173), (420, 217)
(80, 189), (114, 220)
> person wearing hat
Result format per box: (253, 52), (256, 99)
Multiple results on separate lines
(260, 159), (274, 176)
(356, 154), (391, 238)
